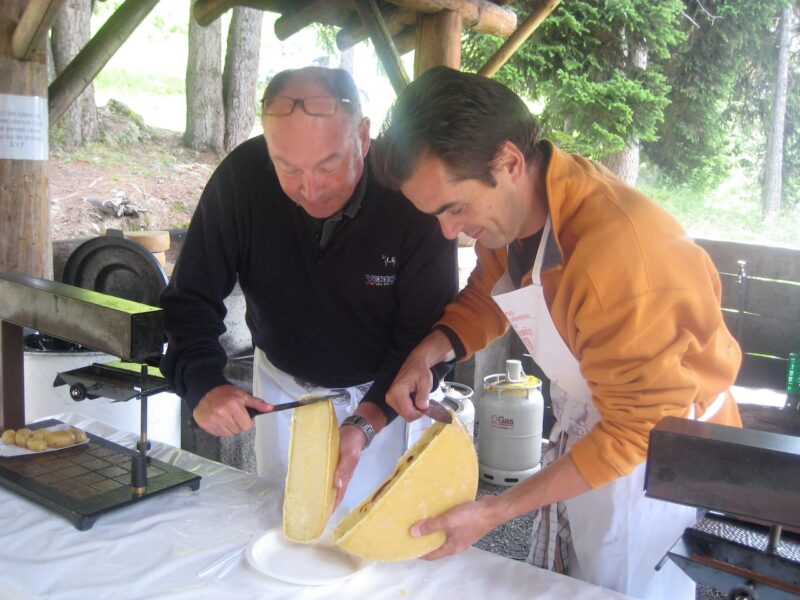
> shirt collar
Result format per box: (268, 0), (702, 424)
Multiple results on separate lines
(306, 163), (368, 249)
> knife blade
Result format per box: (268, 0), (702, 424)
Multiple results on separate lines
(412, 393), (453, 424)
(245, 391), (345, 419)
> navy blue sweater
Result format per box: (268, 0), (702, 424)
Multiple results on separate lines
(160, 136), (457, 420)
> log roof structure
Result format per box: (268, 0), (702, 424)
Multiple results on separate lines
(15, 0), (561, 125)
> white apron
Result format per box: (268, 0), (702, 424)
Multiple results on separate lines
(489, 218), (699, 599)
(253, 348), (409, 514)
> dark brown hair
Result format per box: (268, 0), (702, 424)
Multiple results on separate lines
(371, 66), (541, 189)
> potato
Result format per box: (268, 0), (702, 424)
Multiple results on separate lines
(71, 427), (88, 444)
(31, 429), (47, 440)
(2, 429), (15, 445)
(15, 428), (32, 448)
(26, 436), (48, 452)
(44, 429), (76, 449)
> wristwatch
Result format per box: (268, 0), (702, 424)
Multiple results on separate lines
(341, 415), (375, 449)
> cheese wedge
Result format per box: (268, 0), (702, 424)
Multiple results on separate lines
(282, 400), (339, 543)
(333, 418), (478, 562)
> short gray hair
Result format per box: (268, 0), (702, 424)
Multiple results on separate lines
(261, 66), (362, 123)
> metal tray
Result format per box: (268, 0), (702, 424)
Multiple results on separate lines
(0, 419), (200, 530)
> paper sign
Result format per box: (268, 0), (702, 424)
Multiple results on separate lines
(0, 93), (48, 160)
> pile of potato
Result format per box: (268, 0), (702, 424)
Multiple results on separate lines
(1, 427), (88, 452)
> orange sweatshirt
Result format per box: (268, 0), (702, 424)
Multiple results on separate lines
(439, 142), (742, 489)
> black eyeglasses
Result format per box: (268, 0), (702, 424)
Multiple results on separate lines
(262, 95), (352, 116)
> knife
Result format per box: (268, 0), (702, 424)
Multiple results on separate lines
(412, 393), (453, 424)
(245, 391), (346, 419)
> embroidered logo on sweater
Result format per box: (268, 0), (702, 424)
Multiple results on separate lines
(365, 274), (396, 286)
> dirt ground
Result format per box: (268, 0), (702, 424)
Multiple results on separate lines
(49, 103), (221, 241)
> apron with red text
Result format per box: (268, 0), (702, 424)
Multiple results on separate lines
(490, 217), (701, 599)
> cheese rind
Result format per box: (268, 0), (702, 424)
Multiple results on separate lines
(282, 400), (339, 543)
(333, 419), (478, 562)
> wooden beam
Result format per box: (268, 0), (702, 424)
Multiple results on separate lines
(193, 0), (283, 27)
(414, 9), (461, 76)
(336, 5), (413, 50)
(48, 0), (160, 126)
(393, 0), (516, 38)
(274, 0), (353, 41)
(478, 0), (562, 78)
(11, 0), (67, 61)
(392, 26), (416, 56)
(355, 0), (409, 93)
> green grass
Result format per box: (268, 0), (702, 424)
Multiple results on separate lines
(53, 140), (124, 168)
(95, 67), (184, 97)
(637, 167), (800, 248)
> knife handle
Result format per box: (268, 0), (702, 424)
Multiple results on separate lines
(245, 395), (329, 419)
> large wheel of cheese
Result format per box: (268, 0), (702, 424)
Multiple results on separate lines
(334, 419), (478, 562)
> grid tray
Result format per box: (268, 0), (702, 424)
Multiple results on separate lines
(0, 419), (200, 530)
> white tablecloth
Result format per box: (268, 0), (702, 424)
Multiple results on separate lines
(0, 413), (634, 600)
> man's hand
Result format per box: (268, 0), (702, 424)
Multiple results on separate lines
(412, 454), (593, 560)
(411, 495), (499, 560)
(193, 384), (272, 437)
(386, 330), (454, 421)
(333, 425), (367, 509)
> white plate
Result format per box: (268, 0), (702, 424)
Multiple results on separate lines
(0, 424), (89, 458)
(246, 528), (372, 586)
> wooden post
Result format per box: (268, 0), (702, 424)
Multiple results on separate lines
(478, 0), (562, 78)
(48, 0), (160, 126)
(414, 10), (462, 77)
(0, 0), (50, 428)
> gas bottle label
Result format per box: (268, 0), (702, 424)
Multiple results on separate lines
(490, 414), (515, 430)
(0, 94), (48, 161)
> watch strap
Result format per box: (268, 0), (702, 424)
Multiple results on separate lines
(341, 415), (375, 449)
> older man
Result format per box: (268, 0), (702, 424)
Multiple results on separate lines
(371, 66), (741, 599)
(160, 67), (457, 510)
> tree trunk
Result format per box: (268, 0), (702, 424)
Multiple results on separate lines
(762, 4), (792, 224)
(185, 10), (223, 154)
(339, 46), (354, 73)
(47, 37), (55, 84)
(51, 0), (97, 147)
(222, 7), (262, 153)
(602, 35), (647, 187)
(603, 141), (640, 186)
